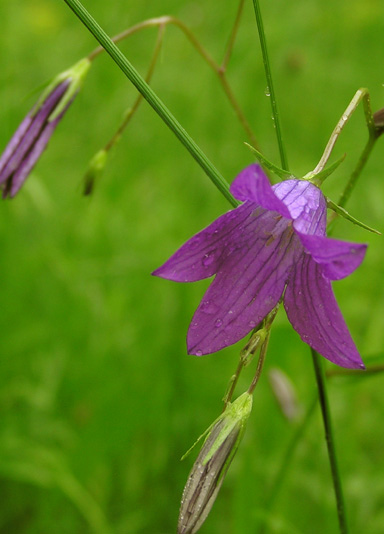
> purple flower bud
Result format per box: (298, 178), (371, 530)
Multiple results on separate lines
(0, 58), (90, 198)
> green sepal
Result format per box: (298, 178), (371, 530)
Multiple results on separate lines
(180, 421), (215, 462)
(304, 154), (346, 186)
(327, 198), (381, 235)
(180, 392), (253, 462)
(201, 392), (252, 466)
(34, 58), (91, 121)
(244, 143), (294, 180)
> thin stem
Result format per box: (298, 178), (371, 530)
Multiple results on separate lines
(220, 0), (246, 72)
(87, 16), (170, 60)
(307, 89), (374, 178)
(104, 26), (165, 153)
(63, 0), (238, 207)
(311, 349), (349, 534)
(252, 0), (288, 171)
(259, 396), (317, 534)
(88, 14), (257, 147)
(336, 135), (376, 209)
(247, 331), (270, 395)
(223, 359), (245, 409)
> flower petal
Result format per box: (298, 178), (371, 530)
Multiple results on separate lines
(0, 114), (33, 179)
(6, 121), (57, 198)
(297, 233), (367, 280)
(0, 81), (69, 187)
(152, 202), (255, 282)
(274, 180), (327, 235)
(230, 164), (291, 218)
(187, 214), (302, 355)
(284, 254), (364, 369)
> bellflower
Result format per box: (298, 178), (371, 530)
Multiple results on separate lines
(153, 164), (367, 369)
(0, 58), (90, 198)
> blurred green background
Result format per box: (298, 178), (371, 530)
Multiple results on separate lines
(0, 1), (384, 533)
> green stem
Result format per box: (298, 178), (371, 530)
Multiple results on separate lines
(337, 135), (376, 209)
(63, 0), (238, 208)
(220, 0), (246, 72)
(252, 0), (288, 171)
(311, 349), (349, 534)
(247, 331), (270, 395)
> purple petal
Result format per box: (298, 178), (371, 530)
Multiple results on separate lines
(274, 180), (327, 235)
(187, 213), (303, 355)
(0, 81), (69, 186)
(0, 114), (33, 175)
(284, 254), (364, 369)
(230, 164), (291, 219)
(152, 202), (255, 282)
(297, 233), (367, 280)
(7, 120), (57, 197)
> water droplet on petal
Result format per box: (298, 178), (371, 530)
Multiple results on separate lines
(215, 319), (223, 328)
(202, 253), (214, 267)
(196, 349), (203, 356)
(249, 320), (256, 328)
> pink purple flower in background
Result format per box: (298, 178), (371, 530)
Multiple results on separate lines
(153, 164), (367, 369)
(0, 58), (90, 198)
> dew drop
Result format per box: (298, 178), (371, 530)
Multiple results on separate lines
(342, 114), (348, 121)
(249, 320), (256, 328)
(264, 86), (271, 97)
(202, 253), (214, 267)
(196, 349), (203, 356)
(215, 319), (223, 328)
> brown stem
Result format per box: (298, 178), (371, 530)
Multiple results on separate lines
(104, 25), (165, 152)
(88, 15), (258, 146)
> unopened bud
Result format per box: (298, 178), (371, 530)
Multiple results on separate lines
(83, 149), (108, 195)
(373, 107), (384, 137)
(178, 392), (252, 534)
(0, 57), (91, 198)
(268, 367), (300, 421)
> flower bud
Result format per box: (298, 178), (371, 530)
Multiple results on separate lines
(83, 149), (108, 195)
(0, 58), (91, 198)
(178, 392), (252, 534)
(268, 367), (300, 421)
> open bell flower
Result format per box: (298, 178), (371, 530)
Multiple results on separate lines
(0, 58), (90, 198)
(153, 164), (367, 369)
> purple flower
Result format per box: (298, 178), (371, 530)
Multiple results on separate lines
(0, 58), (90, 198)
(153, 164), (367, 369)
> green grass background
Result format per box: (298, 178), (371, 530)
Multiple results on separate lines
(0, 1), (384, 533)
